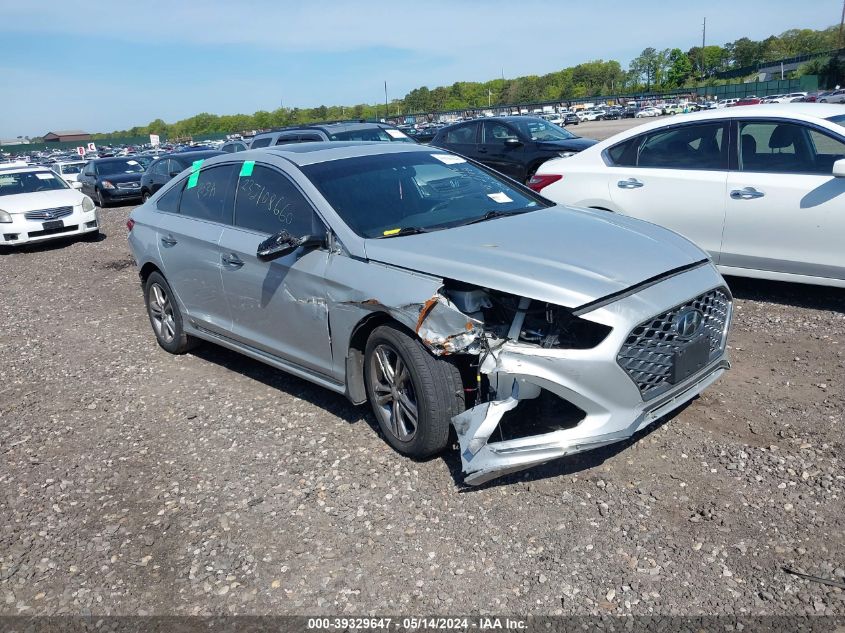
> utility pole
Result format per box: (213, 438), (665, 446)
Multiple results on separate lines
(384, 81), (388, 121)
(701, 17), (706, 79)
(839, 0), (845, 49)
(488, 88), (492, 107)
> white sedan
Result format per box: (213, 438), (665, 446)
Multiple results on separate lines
(529, 104), (845, 288)
(0, 165), (101, 246)
(635, 107), (661, 118)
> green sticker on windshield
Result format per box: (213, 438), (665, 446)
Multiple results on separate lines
(191, 159), (204, 171)
(239, 160), (255, 177)
(186, 170), (200, 189)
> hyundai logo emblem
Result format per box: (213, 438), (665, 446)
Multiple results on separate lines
(674, 309), (704, 338)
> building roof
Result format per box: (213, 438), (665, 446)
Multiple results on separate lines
(44, 130), (90, 136)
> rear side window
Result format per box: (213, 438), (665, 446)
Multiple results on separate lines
(234, 164), (316, 236)
(637, 122), (727, 170)
(444, 123), (477, 144)
(157, 181), (182, 213)
(178, 164), (237, 224)
(605, 137), (639, 166)
(251, 137), (272, 148)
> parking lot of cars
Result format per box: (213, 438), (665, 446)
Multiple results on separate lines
(1, 107), (844, 616)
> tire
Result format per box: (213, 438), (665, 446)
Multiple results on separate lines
(141, 190), (151, 203)
(95, 188), (107, 208)
(364, 324), (464, 458)
(144, 271), (198, 354)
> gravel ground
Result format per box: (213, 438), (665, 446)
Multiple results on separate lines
(1, 205), (843, 617)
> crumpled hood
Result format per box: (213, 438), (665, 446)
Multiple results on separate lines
(364, 206), (708, 309)
(0, 189), (86, 214)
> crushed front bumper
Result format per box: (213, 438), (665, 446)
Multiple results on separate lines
(453, 263), (732, 485)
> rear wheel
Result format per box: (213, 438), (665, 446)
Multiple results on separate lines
(144, 272), (198, 354)
(364, 324), (464, 458)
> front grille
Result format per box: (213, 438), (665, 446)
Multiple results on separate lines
(116, 181), (140, 189)
(24, 206), (73, 221)
(617, 288), (731, 400)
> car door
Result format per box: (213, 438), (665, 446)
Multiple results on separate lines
(607, 121), (730, 261)
(479, 121), (526, 180)
(437, 122), (479, 161)
(721, 119), (845, 282)
(79, 163), (96, 196)
(155, 164), (238, 334)
(216, 162), (333, 376)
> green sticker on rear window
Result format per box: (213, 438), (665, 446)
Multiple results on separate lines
(186, 170), (200, 189)
(239, 161), (255, 177)
(191, 159), (204, 171)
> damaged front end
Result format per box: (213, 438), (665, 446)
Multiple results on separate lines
(407, 264), (732, 486)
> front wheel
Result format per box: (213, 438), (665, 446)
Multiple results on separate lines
(144, 272), (198, 354)
(364, 325), (464, 458)
(141, 190), (151, 203)
(95, 189), (107, 208)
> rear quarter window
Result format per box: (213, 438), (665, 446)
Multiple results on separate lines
(251, 137), (272, 148)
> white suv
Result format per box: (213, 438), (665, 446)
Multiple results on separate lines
(0, 165), (101, 246)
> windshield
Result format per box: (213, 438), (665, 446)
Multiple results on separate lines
(97, 158), (144, 175)
(827, 114), (845, 129)
(510, 118), (575, 141)
(329, 128), (415, 143)
(58, 163), (84, 174)
(0, 170), (69, 196)
(302, 152), (549, 239)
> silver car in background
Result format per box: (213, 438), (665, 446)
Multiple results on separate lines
(127, 143), (732, 485)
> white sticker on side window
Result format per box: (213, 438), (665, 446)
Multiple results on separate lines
(487, 192), (513, 203)
(35, 173), (55, 180)
(126, 160), (139, 165)
(431, 154), (466, 165)
(385, 129), (408, 139)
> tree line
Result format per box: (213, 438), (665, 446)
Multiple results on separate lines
(93, 24), (842, 141)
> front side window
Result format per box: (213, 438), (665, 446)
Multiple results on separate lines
(638, 122), (727, 170)
(234, 165), (316, 236)
(178, 164), (237, 224)
(151, 160), (168, 176)
(481, 122), (518, 145)
(59, 163), (84, 175)
(510, 119), (576, 141)
(302, 151), (549, 239)
(444, 123), (478, 144)
(739, 121), (845, 174)
(0, 171), (69, 196)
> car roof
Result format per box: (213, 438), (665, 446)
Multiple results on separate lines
(161, 150), (224, 162)
(207, 141), (435, 167)
(253, 122), (395, 138)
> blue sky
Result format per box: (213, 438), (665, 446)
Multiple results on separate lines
(0, 0), (838, 137)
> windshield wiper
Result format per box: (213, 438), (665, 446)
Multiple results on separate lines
(376, 226), (430, 238)
(458, 209), (528, 227)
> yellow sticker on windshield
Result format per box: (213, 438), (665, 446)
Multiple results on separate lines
(383, 228), (401, 236)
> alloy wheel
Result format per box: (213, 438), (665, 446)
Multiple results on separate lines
(369, 343), (419, 442)
(148, 283), (176, 343)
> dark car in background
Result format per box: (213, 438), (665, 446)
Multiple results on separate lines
(140, 150), (224, 201)
(78, 157), (146, 207)
(601, 108), (622, 120)
(430, 116), (597, 182)
(249, 122), (415, 148)
(563, 112), (580, 125)
(221, 140), (249, 153)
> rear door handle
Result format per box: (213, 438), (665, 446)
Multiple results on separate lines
(730, 187), (765, 200)
(160, 234), (177, 247)
(221, 253), (244, 269)
(617, 178), (644, 189)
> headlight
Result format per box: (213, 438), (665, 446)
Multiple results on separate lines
(101, 180), (115, 190)
(557, 151), (576, 158)
(82, 196), (95, 213)
(0, 209), (11, 223)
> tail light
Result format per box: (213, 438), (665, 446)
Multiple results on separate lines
(126, 218), (135, 231)
(527, 174), (563, 192)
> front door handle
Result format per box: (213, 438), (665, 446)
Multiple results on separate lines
(477, 147), (488, 153)
(160, 234), (177, 247)
(617, 178), (644, 189)
(730, 187), (765, 200)
(221, 253), (244, 269)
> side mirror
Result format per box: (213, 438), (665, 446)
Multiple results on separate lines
(257, 230), (325, 261)
(71, 181), (83, 190)
(504, 137), (523, 147)
(169, 171), (181, 177)
(833, 158), (845, 178)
